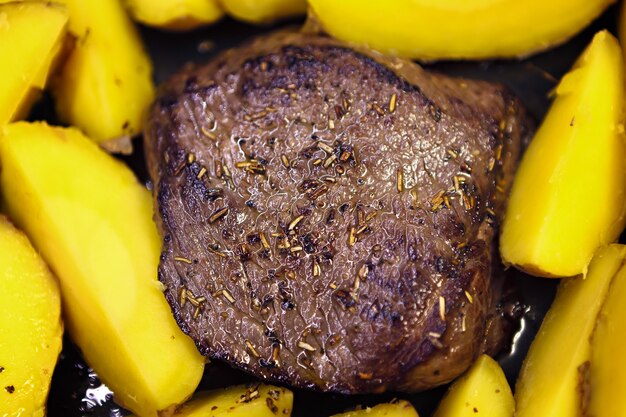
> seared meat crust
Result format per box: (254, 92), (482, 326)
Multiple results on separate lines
(145, 32), (532, 393)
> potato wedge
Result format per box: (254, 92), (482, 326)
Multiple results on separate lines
(500, 30), (626, 278)
(433, 355), (513, 417)
(219, 0), (305, 24)
(139, 384), (294, 417)
(588, 256), (626, 416)
(331, 400), (419, 417)
(514, 244), (626, 417)
(0, 215), (63, 417)
(0, 122), (205, 417)
(123, 0), (223, 31)
(620, 1), (626, 65)
(0, 1), (68, 124)
(52, 0), (155, 143)
(308, 0), (613, 60)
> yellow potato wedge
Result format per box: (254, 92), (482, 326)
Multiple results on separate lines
(433, 355), (513, 417)
(0, 215), (63, 417)
(514, 244), (626, 417)
(621, 3), (626, 52)
(0, 122), (205, 417)
(123, 0), (223, 31)
(219, 0), (305, 24)
(331, 400), (419, 417)
(500, 30), (626, 278)
(308, 0), (613, 60)
(52, 0), (155, 143)
(0, 1), (68, 124)
(136, 384), (294, 417)
(588, 257), (626, 417)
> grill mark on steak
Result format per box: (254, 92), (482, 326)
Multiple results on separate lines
(145, 32), (532, 393)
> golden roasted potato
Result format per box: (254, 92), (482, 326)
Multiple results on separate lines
(0, 122), (205, 417)
(589, 255), (626, 416)
(0, 1), (68, 124)
(143, 384), (294, 417)
(514, 244), (626, 417)
(308, 0), (614, 60)
(433, 355), (513, 417)
(0, 215), (63, 417)
(621, 1), (626, 56)
(500, 30), (626, 278)
(51, 0), (155, 143)
(219, 0), (306, 24)
(123, 0), (223, 30)
(331, 400), (419, 417)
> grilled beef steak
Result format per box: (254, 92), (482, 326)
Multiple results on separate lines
(145, 32), (532, 393)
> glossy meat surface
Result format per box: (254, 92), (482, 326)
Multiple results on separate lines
(145, 32), (532, 393)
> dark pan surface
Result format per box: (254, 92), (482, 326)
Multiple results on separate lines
(45, 6), (619, 417)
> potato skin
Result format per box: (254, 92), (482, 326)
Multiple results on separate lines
(331, 400), (419, 417)
(154, 384), (294, 417)
(433, 355), (513, 417)
(0, 1), (68, 124)
(589, 255), (626, 417)
(500, 31), (626, 278)
(621, 3), (626, 56)
(0, 122), (205, 417)
(219, 0), (306, 24)
(51, 0), (155, 143)
(308, 0), (614, 60)
(123, 0), (223, 31)
(514, 245), (626, 417)
(0, 215), (63, 417)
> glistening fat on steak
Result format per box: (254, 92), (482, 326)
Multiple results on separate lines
(145, 32), (533, 393)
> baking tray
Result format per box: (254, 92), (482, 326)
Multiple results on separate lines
(43, 6), (620, 416)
